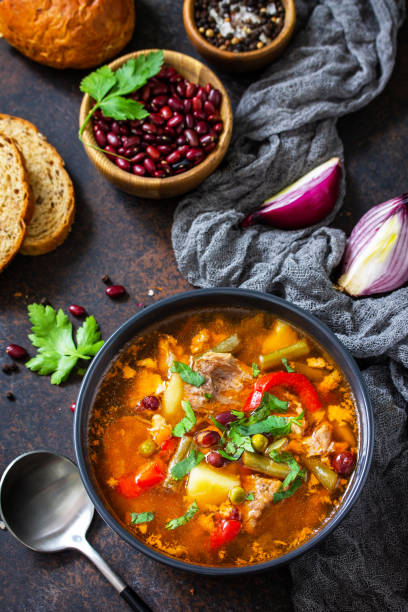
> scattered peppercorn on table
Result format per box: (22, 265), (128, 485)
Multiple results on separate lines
(0, 3), (407, 611)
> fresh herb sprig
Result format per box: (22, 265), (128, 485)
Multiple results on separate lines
(165, 501), (199, 530)
(172, 400), (197, 437)
(78, 51), (164, 154)
(130, 511), (155, 525)
(171, 361), (206, 387)
(170, 448), (204, 480)
(270, 451), (306, 503)
(25, 304), (104, 385)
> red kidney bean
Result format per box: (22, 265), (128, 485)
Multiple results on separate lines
(111, 121), (120, 134)
(185, 82), (197, 98)
(176, 82), (186, 97)
(193, 110), (206, 121)
(122, 135), (140, 148)
(172, 159), (192, 173)
(141, 84), (151, 101)
(144, 158), (156, 174)
(192, 96), (202, 112)
(208, 113), (221, 124)
(183, 99), (192, 113)
(185, 113), (194, 129)
(205, 83), (212, 95)
(107, 132), (120, 148)
(194, 429), (221, 447)
(151, 82), (168, 95)
(195, 121), (209, 135)
(168, 96), (184, 112)
(154, 169), (165, 178)
(5, 344), (27, 359)
(167, 113), (183, 128)
(196, 86), (206, 100)
(70, 403), (76, 413)
(130, 120), (142, 129)
(119, 125), (128, 135)
(143, 133), (156, 143)
(163, 126), (176, 138)
(157, 144), (171, 155)
(105, 285), (126, 298)
(206, 451), (224, 468)
(150, 113), (165, 126)
(97, 120), (110, 133)
(177, 144), (189, 156)
(332, 451), (356, 475)
(208, 88), (221, 107)
(117, 147), (126, 155)
(166, 66), (177, 77)
(104, 145), (117, 160)
(176, 135), (186, 146)
(94, 130), (107, 147)
(175, 124), (184, 135)
(200, 134), (215, 147)
(142, 395), (160, 410)
(69, 304), (86, 317)
(146, 145), (161, 160)
(186, 148), (204, 162)
(151, 95), (168, 108)
(184, 129), (199, 147)
(213, 122), (223, 133)
(142, 122), (157, 134)
(160, 105), (173, 120)
(123, 148), (135, 158)
(170, 72), (182, 82)
(132, 164), (146, 176)
(204, 100), (216, 115)
(115, 157), (131, 171)
(160, 161), (171, 175)
(215, 411), (238, 426)
(131, 152), (145, 162)
(205, 142), (217, 153)
(166, 150), (181, 164)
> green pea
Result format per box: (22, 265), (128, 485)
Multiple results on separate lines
(229, 486), (246, 505)
(251, 433), (268, 453)
(139, 439), (156, 457)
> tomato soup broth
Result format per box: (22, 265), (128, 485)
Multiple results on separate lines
(89, 308), (358, 566)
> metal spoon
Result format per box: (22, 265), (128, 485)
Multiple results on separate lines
(0, 450), (151, 612)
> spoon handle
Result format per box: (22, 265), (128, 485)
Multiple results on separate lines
(74, 537), (152, 612)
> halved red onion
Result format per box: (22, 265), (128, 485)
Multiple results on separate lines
(338, 193), (408, 296)
(241, 157), (342, 230)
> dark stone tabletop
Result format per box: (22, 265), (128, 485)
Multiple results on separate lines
(0, 2), (407, 611)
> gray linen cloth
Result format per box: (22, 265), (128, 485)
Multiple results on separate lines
(171, 1), (408, 609)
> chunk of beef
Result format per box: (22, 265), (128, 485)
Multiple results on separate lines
(241, 474), (281, 533)
(302, 421), (333, 456)
(184, 352), (251, 407)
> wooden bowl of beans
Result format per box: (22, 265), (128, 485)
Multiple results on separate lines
(183, 0), (296, 73)
(79, 49), (233, 199)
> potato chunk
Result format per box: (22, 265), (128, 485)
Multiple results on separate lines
(186, 464), (240, 506)
(162, 372), (183, 424)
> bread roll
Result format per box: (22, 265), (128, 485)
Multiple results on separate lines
(0, 0), (135, 69)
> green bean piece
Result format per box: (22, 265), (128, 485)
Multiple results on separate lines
(292, 362), (326, 382)
(301, 456), (338, 491)
(163, 436), (192, 490)
(265, 437), (288, 455)
(242, 451), (290, 480)
(212, 333), (241, 354)
(259, 339), (310, 371)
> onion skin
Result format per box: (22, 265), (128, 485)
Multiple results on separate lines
(338, 193), (408, 297)
(241, 157), (342, 230)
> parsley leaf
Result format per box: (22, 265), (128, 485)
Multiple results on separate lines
(252, 363), (261, 378)
(99, 97), (149, 121)
(282, 358), (294, 372)
(170, 449), (204, 480)
(271, 451), (306, 503)
(170, 361), (206, 387)
(246, 493), (254, 501)
(80, 65), (116, 101)
(25, 305), (104, 385)
(237, 413), (303, 437)
(172, 401), (196, 437)
(204, 392), (213, 400)
(219, 447), (243, 461)
(165, 501), (199, 530)
(130, 511), (155, 525)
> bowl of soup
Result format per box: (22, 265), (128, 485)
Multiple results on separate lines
(74, 288), (373, 574)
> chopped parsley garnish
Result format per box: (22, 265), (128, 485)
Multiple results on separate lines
(270, 451), (306, 503)
(282, 358), (294, 372)
(130, 511), (155, 525)
(25, 304), (104, 385)
(245, 493), (255, 501)
(204, 392), (213, 400)
(165, 501), (199, 530)
(252, 362), (261, 378)
(172, 400), (196, 437)
(170, 449), (204, 480)
(170, 361), (206, 387)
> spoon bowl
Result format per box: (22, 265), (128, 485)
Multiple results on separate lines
(0, 450), (150, 611)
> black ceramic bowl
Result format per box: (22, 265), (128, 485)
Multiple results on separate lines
(74, 288), (373, 575)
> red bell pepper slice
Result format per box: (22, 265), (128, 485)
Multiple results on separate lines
(243, 371), (322, 413)
(159, 436), (178, 460)
(117, 461), (165, 499)
(210, 519), (241, 550)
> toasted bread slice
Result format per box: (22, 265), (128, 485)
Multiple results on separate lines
(0, 132), (34, 272)
(0, 114), (75, 255)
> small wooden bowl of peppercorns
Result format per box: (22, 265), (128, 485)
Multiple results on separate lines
(183, 0), (296, 72)
(79, 49), (233, 199)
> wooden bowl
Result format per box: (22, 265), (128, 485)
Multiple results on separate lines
(79, 49), (233, 199)
(183, 0), (296, 73)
